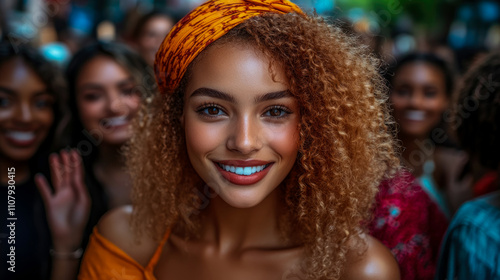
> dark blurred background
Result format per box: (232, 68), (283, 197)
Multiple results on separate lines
(0, 0), (499, 73)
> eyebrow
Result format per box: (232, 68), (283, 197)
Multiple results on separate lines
(254, 90), (292, 103)
(79, 77), (135, 91)
(0, 86), (50, 96)
(189, 87), (292, 103)
(189, 88), (236, 103)
(0, 86), (15, 95)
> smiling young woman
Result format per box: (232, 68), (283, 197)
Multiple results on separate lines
(0, 42), (70, 280)
(65, 42), (154, 216)
(78, 1), (401, 279)
(388, 53), (456, 217)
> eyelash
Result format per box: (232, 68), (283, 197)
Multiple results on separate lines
(195, 103), (293, 119)
(263, 105), (292, 119)
(196, 103), (226, 118)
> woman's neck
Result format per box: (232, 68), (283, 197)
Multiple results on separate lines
(95, 143), (126, 169)
(399, 133), (434, 177)
(1, 157), (30, 184)
(200, 187), (285, 254)
(92, 143), (133, 208)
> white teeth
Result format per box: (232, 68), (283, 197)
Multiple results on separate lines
(219, 163), (268, 176)
(103, 116), (128, 127)
(6, 131), (35, 141)
(405, 110), (425, 121)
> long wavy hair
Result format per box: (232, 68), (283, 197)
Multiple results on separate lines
(127, 13), (399, 280)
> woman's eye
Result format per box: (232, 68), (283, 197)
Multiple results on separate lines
(203, 106), (223, 115)
(122, 87), (136, 96)
(264, 107), (290, 118)
(83, 93), (101, 101)
(394, 88), (411, 97)
(197, 104), (226, 117)
(0, 97), (10, 108)
(34, 97), (54, 109)
(35, 100), (51, 109)
(424, 90), (437, 98)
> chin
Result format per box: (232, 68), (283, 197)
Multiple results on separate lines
(102, 134), (131, 146)
(2, 150), (37, 162)
(400, 127), (431, 139)
(216, 187), (270, 209)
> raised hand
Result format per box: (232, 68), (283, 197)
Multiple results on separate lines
(35, 149), (90, 252)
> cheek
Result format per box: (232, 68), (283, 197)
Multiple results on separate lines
(429, 97), (449, 113)
(184, 116), (224, 159)
(0, 108), (13, 120)
(390, 95), (408, 111)
(126, 95), (141, 114)
(266, 123), (299, 160)
(77, 101), (104, 128)
(37, 109), (54, 128)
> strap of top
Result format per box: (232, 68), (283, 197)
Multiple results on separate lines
(146, 228), (172, 270)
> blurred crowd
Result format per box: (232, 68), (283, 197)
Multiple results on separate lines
(0, 0), (499, 279)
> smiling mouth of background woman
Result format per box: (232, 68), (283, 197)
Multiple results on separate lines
(101, 115), (129, 129)
(5, 130), (37, 147)
(214, 160), (273, 185)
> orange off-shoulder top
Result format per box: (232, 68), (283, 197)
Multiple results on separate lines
(78, 228), (170, 280)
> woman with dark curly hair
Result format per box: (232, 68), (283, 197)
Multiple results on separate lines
(79, 1), (401, 279)
(436, 51), (500, 280)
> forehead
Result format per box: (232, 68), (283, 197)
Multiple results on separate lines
(395, 62), (445, 84)
(0, 57), (46, 91)
(76, 55), (131, 84)
(185, 42), (288, 96)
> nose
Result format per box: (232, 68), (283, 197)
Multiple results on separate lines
(409, 92), (424, 108)
(226, 115), (262, 154)
(107, 90), (128, 116)
(13, 102), (33, 123)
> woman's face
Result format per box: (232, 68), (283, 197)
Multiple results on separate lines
(183, 43), (300, 208)
(137, 15), (174, 66)
(0, 57), (54, 162)
(76, 55), (141, 146)
(390, 62), (449, 139)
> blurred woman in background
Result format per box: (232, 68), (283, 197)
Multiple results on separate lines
(0, 41), (84, 280)
(388, 53), (455, 218)
(129, 10), (176, 67)
(65, 41), (155, 251)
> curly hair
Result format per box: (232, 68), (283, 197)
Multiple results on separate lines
(453, 51), (500, 170)
(127, 13), (399, 280)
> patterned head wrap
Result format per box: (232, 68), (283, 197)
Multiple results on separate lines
(155, 0), (303, 94)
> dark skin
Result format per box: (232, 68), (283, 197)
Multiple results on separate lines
(390, 62), (449, 178)
(98, 43), (400, 280)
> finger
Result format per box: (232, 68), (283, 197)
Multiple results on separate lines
(71, 150), (83, 185)
(71, 150), (88, 202)
(60, 149), (72, 188)
(35, 173), (53, 211)
(49, 153), (63, 193)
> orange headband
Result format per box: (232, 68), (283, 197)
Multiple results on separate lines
(155, 0), (303, 95)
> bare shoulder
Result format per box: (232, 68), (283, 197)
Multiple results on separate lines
(342, 234), (400, 280)
(97, 205), (157, 266)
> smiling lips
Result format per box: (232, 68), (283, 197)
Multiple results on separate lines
(101, 115), (129, 128)
(5, 131), (36, 147)
(404, 110), (425, 121)
(215, 160), (273, 185)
